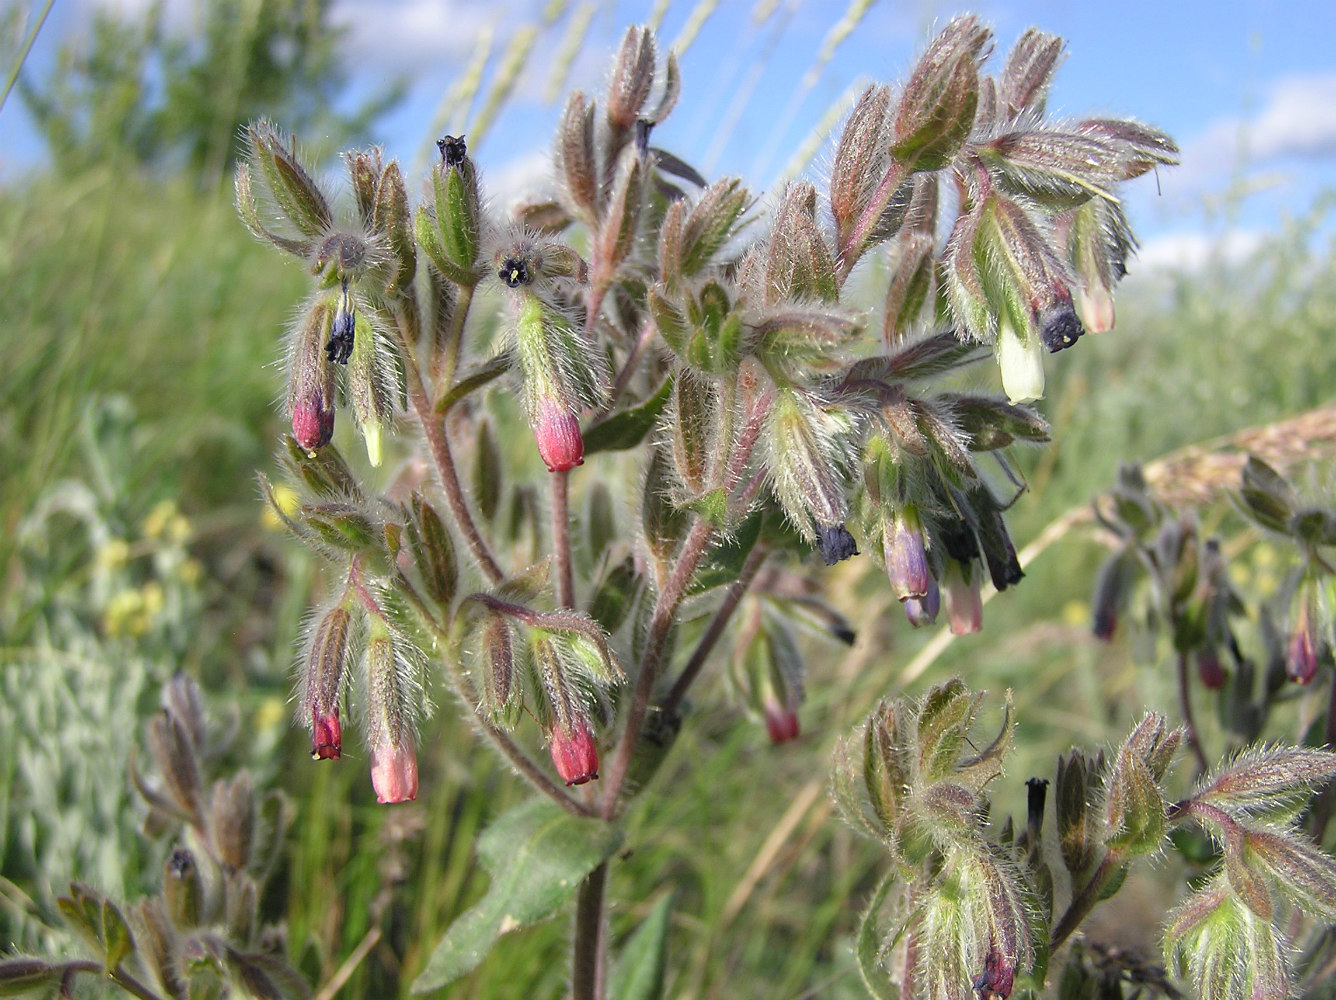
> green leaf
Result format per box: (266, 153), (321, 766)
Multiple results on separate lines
(100, 899), (135, 970)
(584, 376), (673, 455)
(435, 351), (514, 415)
(855, 873), (902, 1000)
(608, 894), (673, 1000)
(688, 511), (761, 594)
(411, 799), (624, 992)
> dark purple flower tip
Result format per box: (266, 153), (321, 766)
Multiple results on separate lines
(436, 134), (467, 168)
(498, 255), (531, 287)
(1287, 610), (1319, 685)
(972, 946), (1016, 999)
(325, 306), (355, 364)
(1038, 301), (1084, 353)
(817, 524), (859, 566)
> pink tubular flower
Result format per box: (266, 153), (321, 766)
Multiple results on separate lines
(942, 563), (983, 635)
(292, 395), (335, 453)
(549, 722), (599, 785)
(534, 397), (584, 472)
(971, 945), (1016, 999)
(370, 740), (419, 803)
(904, 578), (940, 628)
(885, 510), (929, 601)
(311, 708), (341, 760)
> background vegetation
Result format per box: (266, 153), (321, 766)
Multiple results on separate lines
(2, 2), (1334, 997)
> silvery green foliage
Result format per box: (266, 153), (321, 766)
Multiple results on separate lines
(835, 682), (1336, 1000)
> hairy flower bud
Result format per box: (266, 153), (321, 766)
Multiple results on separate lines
(287, 299), (338, 454)
(549, 720), (600, 786)
(892, 15), (990, 170)
(301, 603), (352, 760)
(164, 847), (203, 929)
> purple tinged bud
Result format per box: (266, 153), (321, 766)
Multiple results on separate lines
(885, 509), (930, 601)
(942, 562), (983, 635)
(1287, 599), (1319, 685)
(288, 300), (338, 453)
(549, 721), (600, 786)
(817, 524), (859, 566)
(904, 578), (941, 627)
(370, 740), (418, 803)
(311, 708), (341, 760)
(763, 696), (801, 744)
(1197, 645), (1226, 690)
(972, 945), (1016, 999)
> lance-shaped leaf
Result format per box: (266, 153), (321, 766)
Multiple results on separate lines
(584, 376), (673, 455)
(1244, 827), (1336, 921)
(1163, 883), (1288, 1000)
(412, 799), (624, 992)
(999, 29), (1064, 118)
(1192, 745), (1336, 820)
(607, 893), (674, 1000)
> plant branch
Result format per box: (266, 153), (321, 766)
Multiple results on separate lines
(1310, 674), (1336, 843)
(390, 310), (504, 583)
(438, 281), (474, 389)
(661, 543), (769, 714)
(1175, 648), (1209, 776)
(56, 961), (168, 1000)
(606, 318), (658, 410)
(552, 470), (575, 609)
(1049, 850), (1127, 952)
(599, 517), (716, 820)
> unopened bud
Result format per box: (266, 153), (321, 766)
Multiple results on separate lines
(287, 299), (338, 453)
(1077, 282), (1116, 334)
(942, 561), (983, 635)
(763, 696), (801, 744)
(370, 740), (419, 803)
(607, 26), (656, 131)
(534, 396), (585, 472)
(163, 847), (204, 928)
(549, 721), (600, 786)
(1197, 644), (1227, 690)
(892, 15), (990, 170)
(1287, 596), (1319, 685)
(971, 945), (1016, 1000)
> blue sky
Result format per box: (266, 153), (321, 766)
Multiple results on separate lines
(6, 0), (1335, 270)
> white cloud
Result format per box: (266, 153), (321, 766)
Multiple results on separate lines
(1168, 70), (1336, 197)
(330, 0), (541, 74)
(1130, 229), (1265, 273)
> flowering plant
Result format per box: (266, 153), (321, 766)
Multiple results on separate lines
(208, 15), (1336, 1000)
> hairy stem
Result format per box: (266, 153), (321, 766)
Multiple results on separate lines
(1175, 649), (1209, 776)
(661, 544), (769, 714)
(439, 281), (474, 389)
(571, 861), (608, 1000)
(1311, 675), (1336, 842)
(552, 470), (575, 609)
(58, 961), (167, 1000)
(390, 311), (504, 583)
(1049, 851), (1126, 952)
